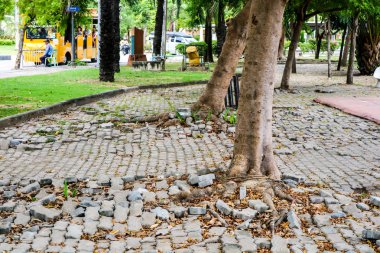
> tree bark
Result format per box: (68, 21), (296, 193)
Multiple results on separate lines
(113, 0), (120, 73)
(278, 25), (285, 60)
(315, 32), (323, 59)
(341, 28), (351, 67)
(99, 0), (115, 82)
(153, 0), (164, 56)
(280, 18), (303, 90)
(347, 14), (358, 84)
(229, 0), (286, 178)
(204, 11), (213, 63)
(337, 25), (347, 71)
(14, 25), (25, 70)
(192, 0), (252, 114)
(327, 17), (331, 78)
(314, 15), (319, 59)
(292, 51), (297, 73)
(215, 1), (226, 57)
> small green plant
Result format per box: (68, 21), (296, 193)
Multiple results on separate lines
(63, 180), (69, 199)
(191, 110), (200, 121)
(229, 112), (237, 125)
(206, 110), (212, 122)
(167, 100), (176, 112)
(175, 112), (185, 123)
(223, 108), (230, 122)
(72, 188), (78, 198)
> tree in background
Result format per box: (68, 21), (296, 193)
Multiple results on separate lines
(280, 0), (346, 90)
(356, 14), (380, 75)
(99, 0), (115, 81)
(113, 0), (121, 73)
(153, 0), (164, 56)
(0, 0), (12, 21)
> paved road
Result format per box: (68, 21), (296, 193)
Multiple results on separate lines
(0, 64), (379, 195)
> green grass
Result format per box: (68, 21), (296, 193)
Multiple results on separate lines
(0, 67), (211, 118)
(0, 45), (17, 56)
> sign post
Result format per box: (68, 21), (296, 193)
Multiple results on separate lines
(67, 5), (80, 62)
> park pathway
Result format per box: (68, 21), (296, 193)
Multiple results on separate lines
(0, 64), (379, 195)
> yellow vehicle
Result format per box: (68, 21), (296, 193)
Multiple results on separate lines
(22, 25), (98, 64)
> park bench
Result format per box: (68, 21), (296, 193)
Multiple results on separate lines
(374, 67), (380, 88)
(132, 56), (165, 71)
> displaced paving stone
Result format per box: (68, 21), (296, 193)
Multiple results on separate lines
(78, 240), (95, 252)
(271, 235), (289, 253)
(310, 196), (324, 204)
(313, 214), (331, 227)
(216, 200), (233, 215)
(155, 180), (169, 190)
(152, 207), (169, 220)
(232, 208), (257, 221)
(172, 206), (188, 218)
(248, 199), (269, 212)
(209, 227), (226, 236)
(319, 189), (333, 198)
(128, 191), (143, 202)
(19, 182), (40, 194)
(362, 229), (380, 240)
(0, 221), (11, 234)
(129, 200), (143, 217)
(32, 237), (50, 252)
(14, 213), (30, 225)
(30, 205), (61, 222)
(255, 238), (271, 249)
(188, 206), (207, 215)
(99, 200), (115, 217)
(239, 186), (247, 200)
(357, 203), (370, 211)
(370, 196), (380, 207)
(0, 201), (17, 212)
(288, 210), (301, 229)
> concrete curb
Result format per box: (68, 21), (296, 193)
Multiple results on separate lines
(0, 79), (209, 129)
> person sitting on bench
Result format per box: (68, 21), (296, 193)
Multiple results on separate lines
(40, 39), (54, 67)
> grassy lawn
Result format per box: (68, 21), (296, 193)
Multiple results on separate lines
(0, 66), (211, 118)
(0, 45), (17, 56)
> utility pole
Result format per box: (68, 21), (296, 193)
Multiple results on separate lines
(71, 11), (75, 61)
(161, 0), (167, 70)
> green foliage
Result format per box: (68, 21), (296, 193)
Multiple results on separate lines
(284, 40), (291, 50)
(300, 31), (305, 43)
(191, 110), (200, 121)
(299, 42), (313, 53)
(0, 0), (12, 21)
(175, 112), (185, 123)
(0, 39), (15, 45)
(206, 110), (212, 122)
(63, 180), (69, 199)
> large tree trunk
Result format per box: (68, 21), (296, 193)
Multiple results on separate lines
(153, 0), (164, 56)
(113, 0), (120, 73)
(14, 26), (25, 70)
(341, 28), (351, 67)
(204, 11), (213, 63)
(99, 0), (115, 82)
(192, 0), (252, 114)
(278, 25), (285, 60)
(280, 18), (303, 90)
(314, 15), (319, 59)
(337, 25), (347, 71)
(215, 1), (226, 57)
(356, 16), (380, 75)
(229, 0), (286, 179)
(347, 15), (358, 84)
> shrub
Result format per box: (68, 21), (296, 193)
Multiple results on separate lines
(0, 39), (15, 46)
(194, 35), (200, 41)
(175, 41), (207, 56)
(212, 40), (217, 55)
(299, 42), (313, 53)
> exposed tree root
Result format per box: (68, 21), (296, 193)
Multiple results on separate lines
(129, 112), (170, 124)
(207, 205), (228, 227)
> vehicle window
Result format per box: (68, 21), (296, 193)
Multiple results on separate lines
(26, 26), (57, 39)
(176, 38), (183, 43)
(171, 38), (174, 42)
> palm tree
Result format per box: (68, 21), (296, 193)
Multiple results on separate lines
(356, 15), (380, 75)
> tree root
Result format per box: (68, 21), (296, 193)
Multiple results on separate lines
(207, 206), (228, 227)
(129, 112), (170, 124)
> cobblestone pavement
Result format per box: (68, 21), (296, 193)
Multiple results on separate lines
(0, 64), (379, 195)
